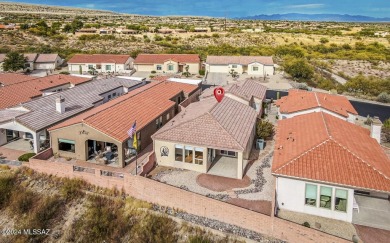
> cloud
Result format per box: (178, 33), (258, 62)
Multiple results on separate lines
(287, 4), (325, 9)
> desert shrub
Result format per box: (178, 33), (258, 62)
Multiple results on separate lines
(383, 118), (390, 129)
(302, 222), (310, 228)
(0, 173), (15, 208)
(199, 70), (205, 75)
(10, 188), (36, 214)
(377, 92), (390, 103)
(256, 120), (274, 140)
(320, 37), (329, 44)
(151, 70), (157, 74)
(59, 71), (70, 75)
(364, 115), (373, 125)
(283, 56), (314, 80)
(189, 235), (213, 243)
(131, 214), (178, 243)
(18, 153), (36, 162)
(60, 177), (85, 201)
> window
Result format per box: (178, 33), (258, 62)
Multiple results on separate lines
(184, 146), (193, 163)
(156, 116), (163, 129)
(220, 150), (237, 157)
(168, 64), (174, 71)
(113, 92), (117, 97)
(194, 148), (203, 165)
(252, 66), (259, 71)
(106, 65), (111, 71)
(166, 113), (170, 121)
(108, 94), (111, 100)
(88, 64), (94, 70)
(175, 145), (183, 162)
(157, 65), (162, 70)
(96, 64), (102, 69)
(232, 64), (237, 68)
(159, 116), (163, 127)
(335, 189), (348, 212)
(58, 139), (75, 153)
(305, 184), (317, 206)
(320, 186), (332, 209)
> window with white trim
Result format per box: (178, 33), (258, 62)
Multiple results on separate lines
(335, 189), (348, 212)
(220, 150), (237, 157)
(252, 66), (259, 71)
(305, 184), (317, 206)
(157, 65), (162, 70)
(175, 145), (183, 162)
(320, 186), (332, 209)
(184, 146), (193, 163)
(194, 148), (203, 165)
(232, 64), (237, 68)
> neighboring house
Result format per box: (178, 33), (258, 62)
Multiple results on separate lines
(68, 54), (133, 74)
(153, 96), (257, 179)
(275, 90), (358, 123)
(0, 78), (144, 154)
(48, 81), (201, 168)
(0, 73), (37, 87)
(34, 54), (63, 70)
(0, 74), (92, 109)
(23, 53), (38, 71)
(205, 56), (275, 76)
(133, 54), (200, 74)
(272, 112), (390, 222)
(200, 79), (267, 116)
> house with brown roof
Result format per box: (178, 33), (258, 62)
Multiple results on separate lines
(67, 54), (133, 74)
(34, 54), (63, 70)
(48, 81), (201, 168)
(272, 112), (390, 223)
(152, 96), (258, 179)
(205, 56), (275, 76)
(275, 90), (358, 123)
(0, 77), (143, 154)
(200, 79), (267, 116)
(134, 54), (200, 75)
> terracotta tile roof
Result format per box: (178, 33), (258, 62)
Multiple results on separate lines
(68, 54), (132, 64)
(275, 90), (357, 117)
(35, 54), (59, 63)
(134, 54), (200, 64)
(50, 81), (199, 142)
(206, 56), (274, 65)
(272, 112), (390, 192)
(228, 79), (267, 101)
(0, 73), (37, 86)
(0, 74), (91, 109)
(153, 97), (257, 151)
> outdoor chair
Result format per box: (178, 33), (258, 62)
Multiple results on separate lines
(353, 196), (359, 213)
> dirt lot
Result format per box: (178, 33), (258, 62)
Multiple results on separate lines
(328, 60), (390, 78)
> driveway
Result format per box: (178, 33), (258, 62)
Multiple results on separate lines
(353, 195), (390, 231)
(131, 71), (151, 79)
(204, 72), (230, 86)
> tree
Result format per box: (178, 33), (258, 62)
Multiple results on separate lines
(63, 24), (73, 33)
(283, 57), (314, 80)
(256, 120), (274, 140)
(3, 52), (27, 72)
(71, 18), (84, 32)
(182, 65), (191, 77)
(229, 69), (238, 78)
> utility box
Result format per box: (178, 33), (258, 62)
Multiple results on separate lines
(256, 139), (265, 150)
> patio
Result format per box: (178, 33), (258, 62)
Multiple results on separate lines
(207, 155), (238, 179)
(353, 195), (390, 231)
(2, 139), (34, 153)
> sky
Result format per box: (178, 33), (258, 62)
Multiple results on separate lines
(4, 0), (390, 18)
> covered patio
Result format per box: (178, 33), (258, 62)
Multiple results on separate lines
(352, 194), (390, 231)
(207, 155), (239, 179)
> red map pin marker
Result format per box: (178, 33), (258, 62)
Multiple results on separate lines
(214, 87), (225, 103)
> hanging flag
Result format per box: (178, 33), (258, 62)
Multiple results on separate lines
(133, 133), (138, 150)
(127, 121), (136, 138)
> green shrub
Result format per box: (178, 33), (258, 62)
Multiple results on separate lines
(151, 70), (157, 74)
(384, 119), (390, 129)
(59, 71), (70, 75)
(18, 153), (36, 162)
(256, 120), (275, 140)
(199, 70), (205, 75)
(302, 221), (310, 228)
(377, 92), (390, 103)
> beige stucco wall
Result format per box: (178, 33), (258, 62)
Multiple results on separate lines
(69, 62), (130, 73)
(49, 123), (125, 167)
(154, 139), (209, 173)
(135, 62), (199, 74)
(208, 64), (229, 73)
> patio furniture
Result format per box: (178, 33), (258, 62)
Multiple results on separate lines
(353, 196), (359, 213)
(335, 199), (347, 212)
(105, 152), (114, 161)
(307, 198), (316, 206)
(320, 195), (331, 208)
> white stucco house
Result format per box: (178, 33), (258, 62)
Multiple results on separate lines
(34, 54), (63, 70)
(67, 54), (134, 74)
(272, 112), (390, 223)
(205, 56), (275, 76)
(275, 90), (358, 123)
(133, 54), (200, 74)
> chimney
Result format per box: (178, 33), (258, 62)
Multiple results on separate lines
(370, 116), (382, 144)
(55, 96), (65, 114)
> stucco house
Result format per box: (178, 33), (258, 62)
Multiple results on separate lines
(200, 79), (267, 117)
(205, 56), (275, 76)
(34, 54), (63, 70)
(273, 112), (390, 222)
(48, 81), (201, 168)
(152, 96), (258, 179)
(275, 90), (358, 123)
(133, 54), (200, 74)
(67, 54), (134, 74)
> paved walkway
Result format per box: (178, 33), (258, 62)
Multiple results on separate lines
(0, 147), (26, 160)
(353, 195), (390, 231)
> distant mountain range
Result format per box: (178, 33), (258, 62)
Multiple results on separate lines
(238, 13), (390, 22)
